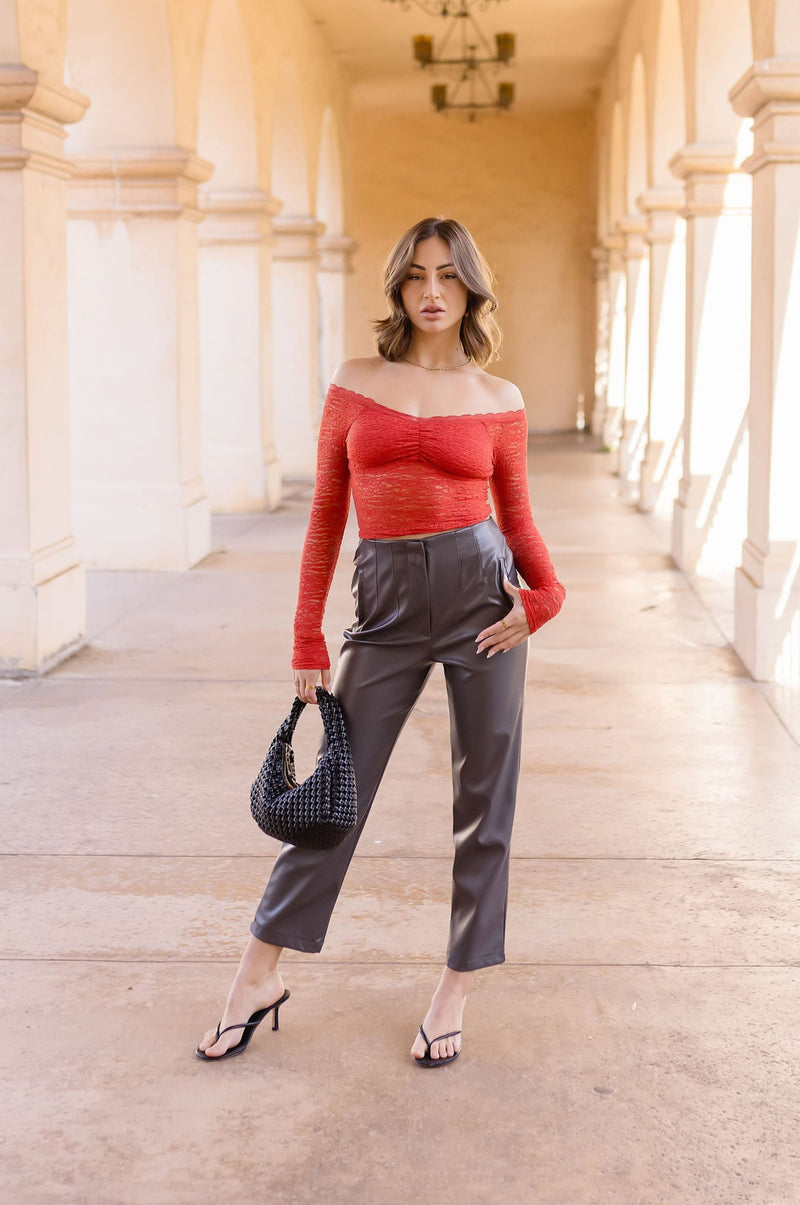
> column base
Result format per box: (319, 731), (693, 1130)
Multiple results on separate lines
(671, 475), (711, 571)
(617, 418), (647, 501)
(0, 556), (86, 677)
(72, 483), (210, 569)
(638, 441), (665, 513)
(734, 542), (799, 681)
(601, 405), (622, 452)
(590, 395), (606, 438)
(618, 417), (645, 472)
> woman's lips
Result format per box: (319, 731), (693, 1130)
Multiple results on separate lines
(421, 307), (444, 316)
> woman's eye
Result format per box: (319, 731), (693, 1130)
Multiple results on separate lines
(442, 273), (458, 280)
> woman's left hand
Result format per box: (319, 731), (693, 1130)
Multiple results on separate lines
(475, 578), (531, 658)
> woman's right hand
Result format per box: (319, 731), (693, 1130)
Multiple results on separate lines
(293, 668), (332, 704)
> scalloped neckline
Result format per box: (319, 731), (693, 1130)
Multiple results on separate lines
(329, 382), (526, 422)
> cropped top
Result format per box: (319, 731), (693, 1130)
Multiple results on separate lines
(292, 383), (566, 669)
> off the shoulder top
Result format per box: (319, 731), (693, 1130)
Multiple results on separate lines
(291, 383), (566, 669)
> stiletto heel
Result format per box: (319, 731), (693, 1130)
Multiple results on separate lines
(195, 988), (290, 1061)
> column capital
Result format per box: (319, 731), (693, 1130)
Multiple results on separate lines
(637, 188), (684, 214)
(68, 147), (214, 221)
(590, 244), (609, 280)
(669, 143), (750, 217)
(318, 233), (357, 272)
(669, 142), (739, 179)
(198, 189), (280, 246)
(271, 213), (326, 261)
(600, 231), (625, 271)
(729, 61), (800, 172)
(0, 66), (89, 178)
(729, 59), (800, 116)
(637, 189), (686, 244)
(0, 65), (88, 124)
(617, 213), (648, 260)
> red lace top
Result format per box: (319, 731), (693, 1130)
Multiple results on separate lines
(292, 383), (566, 669)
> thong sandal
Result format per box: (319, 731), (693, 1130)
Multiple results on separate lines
(413, 1023), (462, 1069)
(195, 989), (290, 1061)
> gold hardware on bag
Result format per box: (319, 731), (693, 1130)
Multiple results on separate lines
(282, 743), (297, 789)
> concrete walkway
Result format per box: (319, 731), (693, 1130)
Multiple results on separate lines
(3, 435), (799, 1205)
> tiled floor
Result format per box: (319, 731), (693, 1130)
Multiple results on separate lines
(2, 435), (798, 1204)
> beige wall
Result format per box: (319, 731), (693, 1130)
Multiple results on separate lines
(346, 108), (596, 432)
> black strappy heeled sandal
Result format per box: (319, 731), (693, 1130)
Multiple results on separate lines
(195, 988), (290, 1061)
(413, 1023), (462, 1068)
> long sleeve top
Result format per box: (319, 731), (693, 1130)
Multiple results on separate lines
(291, 383), (566, 669)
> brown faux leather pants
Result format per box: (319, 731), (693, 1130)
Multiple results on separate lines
(251, 516), (528, 971)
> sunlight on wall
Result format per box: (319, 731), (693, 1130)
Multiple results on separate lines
(626, 260), (649, 421)
(648, 236), (686, 511)
(696, 425), (749, 575)
(594, 293), (610, 413)
(604, 269), (627, 447)
(771, 207), (800, 541)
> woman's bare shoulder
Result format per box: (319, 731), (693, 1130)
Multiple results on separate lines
(330, 357), (385, 392)
(474, 370), (525, 414)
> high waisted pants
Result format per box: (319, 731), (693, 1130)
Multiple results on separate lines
(251, 516), (528, 972)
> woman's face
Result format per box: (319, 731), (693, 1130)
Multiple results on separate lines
(399, 236), (469, 337)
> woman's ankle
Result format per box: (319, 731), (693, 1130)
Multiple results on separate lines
(436, 967), (473, 997)
(233, 937), (283, 989)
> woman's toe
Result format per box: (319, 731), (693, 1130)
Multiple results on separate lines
(198, 1027), (220, 1054)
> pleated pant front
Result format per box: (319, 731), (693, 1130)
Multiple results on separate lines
(251, 516), (528, 972)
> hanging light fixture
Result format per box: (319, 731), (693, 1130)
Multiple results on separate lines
(384, 0), (516, 120)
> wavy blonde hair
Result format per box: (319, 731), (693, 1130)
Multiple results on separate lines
(373, 217), (501, 366)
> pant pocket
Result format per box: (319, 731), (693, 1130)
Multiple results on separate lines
(349, 564), (365, 631)
(348, 545), (400, 633)
(493, 555), (519, 611)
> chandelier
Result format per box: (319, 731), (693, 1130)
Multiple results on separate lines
(383, 0), (516, 120)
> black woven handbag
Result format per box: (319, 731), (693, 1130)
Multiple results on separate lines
(250, 687), (358, 850)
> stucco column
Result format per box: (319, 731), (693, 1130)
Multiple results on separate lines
(198, 189), (282, 512)
(317, 234), (357, 402)
(669, 146), (751, 571)
(0, 66), (89, 675)
(637, 190), (686, 514)
(67, 149), (213, 568)
(730, 61), (800, 680)
(271, 214), (325, 479)
(616, 214), (650, 498)
(590, 245), (610, 438)
(601, 233), (626, 450)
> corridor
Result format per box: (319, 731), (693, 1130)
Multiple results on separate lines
(2, 434), (799, 1204)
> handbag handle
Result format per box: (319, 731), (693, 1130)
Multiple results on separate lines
(277, 687), (340, 746)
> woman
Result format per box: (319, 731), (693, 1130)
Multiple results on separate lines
(196, 216), (565, 1067)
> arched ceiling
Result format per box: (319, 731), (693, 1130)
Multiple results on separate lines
(304, 0), (630, 111)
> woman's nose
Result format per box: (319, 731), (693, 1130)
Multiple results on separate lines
(422, 275), (441, 299)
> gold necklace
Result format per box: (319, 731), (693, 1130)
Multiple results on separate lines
(401, 357), (471, 372)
